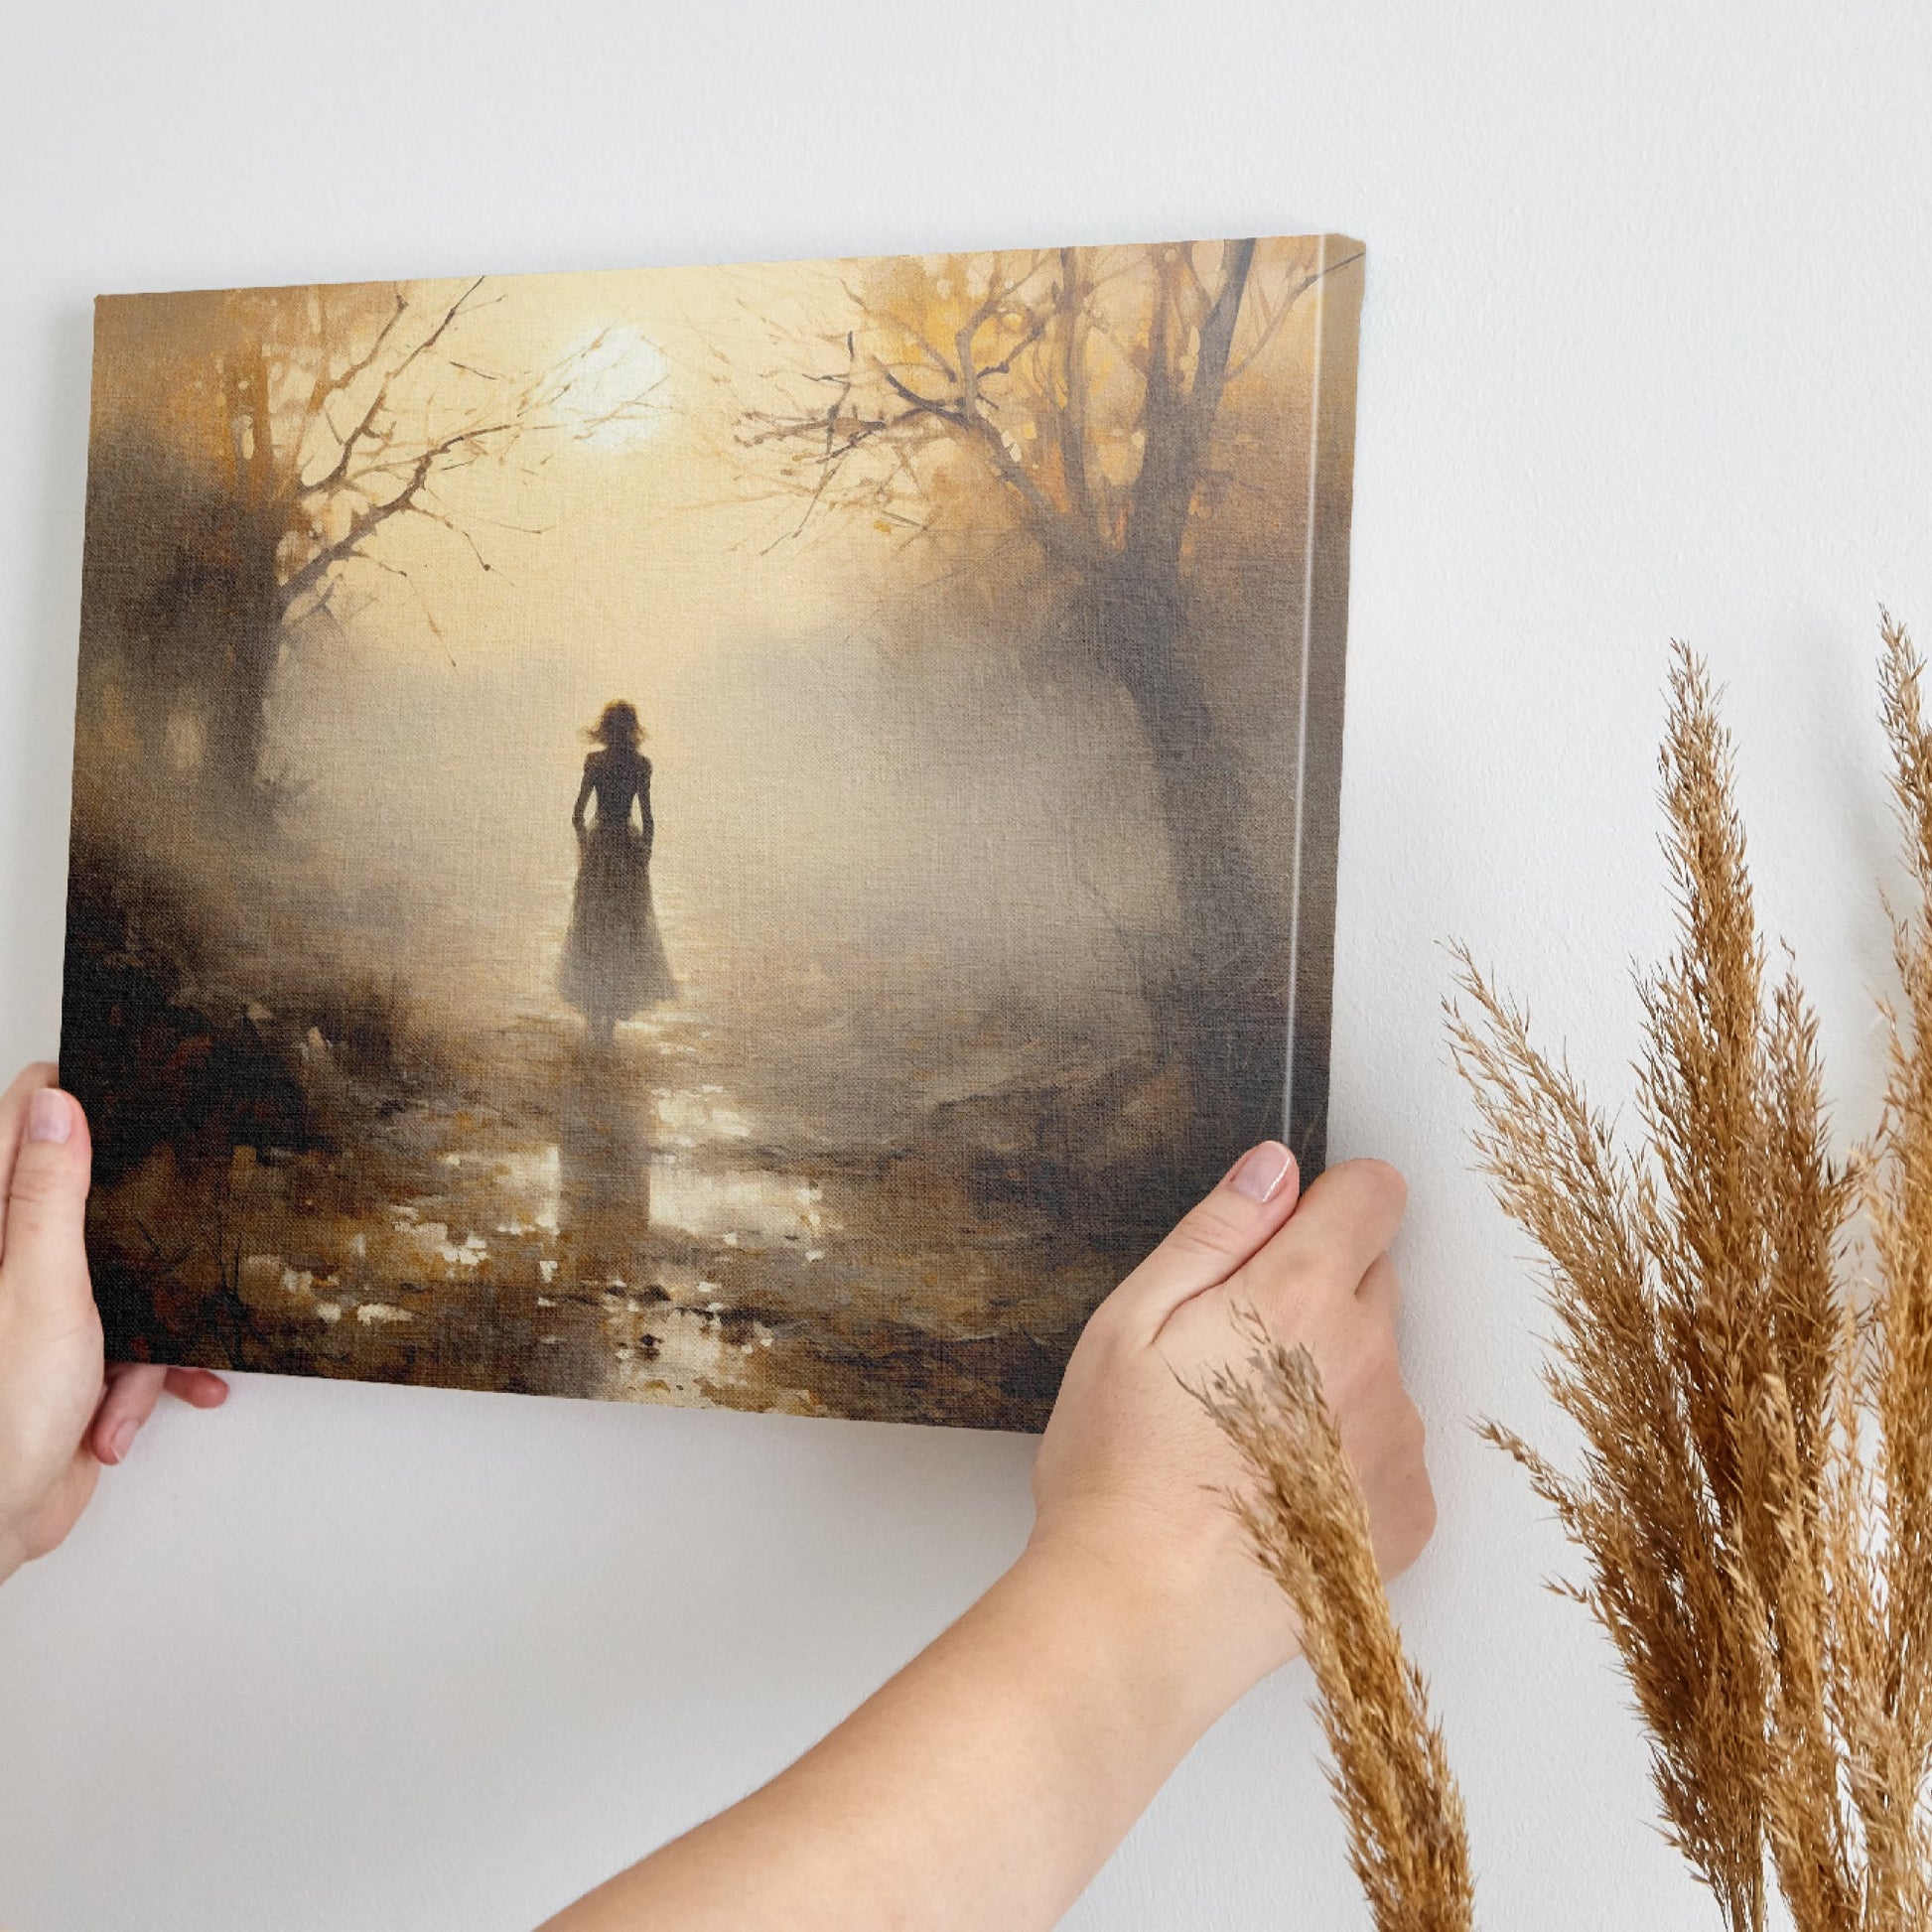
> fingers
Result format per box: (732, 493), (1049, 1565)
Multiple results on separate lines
(1238, 1160), (1408, 1315)
(0, 1062), (61, 1263)
(1104, 1142), (1302, 1336)
(90, 1364), (228, 1465)
(1, 1079), (95, 1331)
(93, 1364), (168, 1464)
(165, 1366), (230, 1409)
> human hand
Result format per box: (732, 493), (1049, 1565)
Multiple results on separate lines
(1027, 1146), (1434, 1725)
(0, 1063), (227, 1584)
(538, 1146), (1434, 1932)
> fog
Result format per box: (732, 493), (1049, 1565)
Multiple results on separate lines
(269, 601), (1178, 1044)
(66, 239), (1355, 1426)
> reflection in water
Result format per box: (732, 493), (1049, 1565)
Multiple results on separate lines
(541, 1033), (792, 1409)
(648, 1163), (825, 1246)
(488, 1145), (561, 1238)
(95, 991), (1083, 1423)
(555, 1040), (655, 1281)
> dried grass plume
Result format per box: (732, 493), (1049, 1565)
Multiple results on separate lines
(1448, 616), (1932, 1931)
(1201, 1314), (1475, 1932)
(1201, 618), (1932, 1930)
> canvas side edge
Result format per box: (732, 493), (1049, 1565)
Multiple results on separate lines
(1282, 237), (1365, 1178)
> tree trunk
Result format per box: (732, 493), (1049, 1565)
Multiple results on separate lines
(199, 517), (285, 815)
(196, 348), (288, 815)
(1082, 239), (1287, 1198)
(1085, 559), (1286, 1201)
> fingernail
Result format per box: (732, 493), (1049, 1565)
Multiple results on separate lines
(1229, 1142), (1293, 1202)
(107, 1419), (138, 1463)
(27, 1089), (72, 1145)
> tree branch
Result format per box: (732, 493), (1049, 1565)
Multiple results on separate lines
(1223, 243), (1363, 385)
(305, 287), (407, 427)
(298, 278), (485, 500)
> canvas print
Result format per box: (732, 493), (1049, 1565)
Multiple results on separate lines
(61, 235), (1363, 1431)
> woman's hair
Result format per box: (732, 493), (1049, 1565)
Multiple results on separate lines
(587, 700), (644, 751)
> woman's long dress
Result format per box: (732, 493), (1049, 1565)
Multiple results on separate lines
(560, 750), (676, 1026)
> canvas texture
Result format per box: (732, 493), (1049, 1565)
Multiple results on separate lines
(60, 236), (1363, 1431)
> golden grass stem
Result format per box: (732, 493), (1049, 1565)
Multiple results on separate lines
(1201, 1315), (1476, 1932)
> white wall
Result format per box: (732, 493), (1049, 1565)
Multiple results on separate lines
(3, 3), (1929, 1924)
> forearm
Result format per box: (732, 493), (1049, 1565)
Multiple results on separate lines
(541, 1543), (1233, 1932)
(537, 1150), (1430, 1932)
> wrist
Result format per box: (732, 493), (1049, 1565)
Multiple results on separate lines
(1004, 1529), (1278, 1751)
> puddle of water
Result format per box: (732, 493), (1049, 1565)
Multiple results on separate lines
(468, 1111), (834, 1253)
(602, 1300), (798, 1410)
(654, 1086), (756, 1144)
(400, 1221), (490, 1267)
(647, 1159), (830, 1245)
(488, 1145), (562, 1235)
(88, 1002), (1119, 1426)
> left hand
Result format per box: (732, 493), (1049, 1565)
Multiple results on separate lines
(0, 1063), (227, 1584)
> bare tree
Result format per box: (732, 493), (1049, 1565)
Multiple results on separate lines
(135, 279), (661, 802)
(741, 239), (1353, 1159)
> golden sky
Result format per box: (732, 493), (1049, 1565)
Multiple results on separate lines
(90, 241), (1341, 1031)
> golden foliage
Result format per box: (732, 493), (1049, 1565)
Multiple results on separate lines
(740, 238), (1342, 569)
(1202, 1316), (1475, 1932)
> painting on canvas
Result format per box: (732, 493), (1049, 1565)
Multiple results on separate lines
(61, 235), (1363, 1430)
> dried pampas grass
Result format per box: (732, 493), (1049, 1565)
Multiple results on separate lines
(1212, 617), (1932, 1931)
(1447, 616), (1932, 1930)
(1202, 1316), (1475, 1932)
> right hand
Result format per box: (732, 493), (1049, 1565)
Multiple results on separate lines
(1028, 1146), (1434, 1721)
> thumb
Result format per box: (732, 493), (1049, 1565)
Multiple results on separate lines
(1, 1084), (96, 1326)
(1101, 1142), (1302, 1339)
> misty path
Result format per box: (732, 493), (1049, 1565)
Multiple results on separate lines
(131, 916), (1124, 1429)
(80, 798), (1173, 1429)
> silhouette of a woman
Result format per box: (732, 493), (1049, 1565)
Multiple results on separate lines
(560, 701), (675, 1045)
